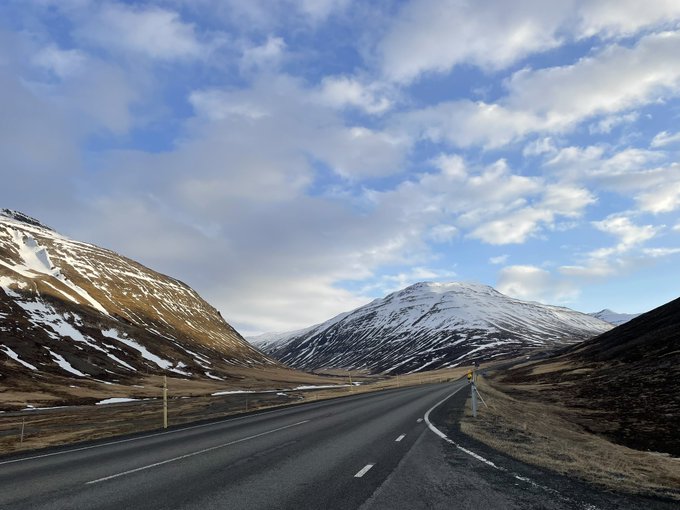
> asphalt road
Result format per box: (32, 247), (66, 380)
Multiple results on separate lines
(0, 381), (676, 509)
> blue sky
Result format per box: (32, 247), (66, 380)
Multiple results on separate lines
(2, 0), (680, 334)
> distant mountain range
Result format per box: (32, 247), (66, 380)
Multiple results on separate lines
(588, 309), (640, 326)
(0, 209), (276, 396)
(250, 282), (613, 374)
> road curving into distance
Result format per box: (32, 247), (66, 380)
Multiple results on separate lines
(0, 380), (676, 510)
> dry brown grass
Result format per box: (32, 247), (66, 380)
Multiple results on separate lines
(460, 376), (680, 500)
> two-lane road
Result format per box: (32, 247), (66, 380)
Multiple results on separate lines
(0, 381), (466, 510)
(2, 381), (676, 509)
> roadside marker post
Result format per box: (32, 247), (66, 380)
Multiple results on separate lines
(20, 417), (25, 445)
(163, 375), (168, 429)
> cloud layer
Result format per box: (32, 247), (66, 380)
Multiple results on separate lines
(1, 0), (679, 332)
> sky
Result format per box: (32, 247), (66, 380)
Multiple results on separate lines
(1, 0), (680, 335)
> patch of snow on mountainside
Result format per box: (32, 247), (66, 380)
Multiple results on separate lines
(260, 282), (613, 374)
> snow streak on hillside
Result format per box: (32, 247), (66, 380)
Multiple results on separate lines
(255, 282), (613, 374)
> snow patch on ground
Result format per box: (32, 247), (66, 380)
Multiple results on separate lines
(95, 397), (140, 405)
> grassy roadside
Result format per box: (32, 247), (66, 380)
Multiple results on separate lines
(459, 376), (680, 501)
(0, 367), (468, 455)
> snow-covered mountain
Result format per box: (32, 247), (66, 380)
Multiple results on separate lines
(0, 209), (276, 389)
(255, 282), (613, 374)
(588, 309), (640, 326)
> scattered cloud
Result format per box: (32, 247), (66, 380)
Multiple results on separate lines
(241, 36), (287, 72)
(379, 0), (680, 83)
(398, 31), (680, 148)
(651, 130), (680, 147)
(317, 76), (392, 114)
(77, 3), (208, 60)
(489, 254), (508, 265)
(497, 265), (578, 304)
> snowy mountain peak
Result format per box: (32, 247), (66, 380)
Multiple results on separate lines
(258, 281), (613, 374)
(397, 281), (497, 296)
(0, 209), (54, 232)
(588, 309), (641, 326)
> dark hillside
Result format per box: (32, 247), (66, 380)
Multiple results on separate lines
(500, 296), (680, 455)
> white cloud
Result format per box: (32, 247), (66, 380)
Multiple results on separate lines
(241, 36), (286, 71)
(651, 130), (680, 147)
(489, 254), (508, 265)
(588, 112), (638, 134)
(378, 0), (680, 83)
(523, 137), (557, 157)
(188, 76), (409, 181)
(469, 184), (594, 245)
(505, 32), (680, 119)
(398, 31), (680, 148)
(593, 215), (658, 249)
(317, 75), (392, 114)
(577, 0), (680, 38)
(427, 224), (458, 243)
(545, 145), (680, 214)
(642, 247), (680, 258)
(78, 3), (206, 60)
(431, 153), (467, 180)
(559, 214), (662, 278)
(379, 0), (568, 82)
(497, 265), (578, 303)
(635, 166), (680, 213)
(470, 207), (552, 245)
(32, 44), (86, 79)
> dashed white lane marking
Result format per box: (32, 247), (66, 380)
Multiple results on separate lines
(395, 434), (406, 442)
(354, 464), (374, 478)
(86, 420), (310, 485)
(416, 418), (423, 423)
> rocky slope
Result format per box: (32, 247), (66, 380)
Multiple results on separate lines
(251, 282), (612, 374)
(0, 209), (277, 395)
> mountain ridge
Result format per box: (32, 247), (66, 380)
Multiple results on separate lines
(253, 281), (613, 374)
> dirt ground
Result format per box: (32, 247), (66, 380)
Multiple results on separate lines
(460, 375), (680, 501)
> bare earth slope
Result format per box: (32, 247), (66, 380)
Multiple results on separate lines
(0, 209), (278, 409)
(255, 282), (612, 374)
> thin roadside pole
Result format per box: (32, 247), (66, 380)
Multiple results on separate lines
(163, 375), (168, 429)
(20, 417), (25, 445)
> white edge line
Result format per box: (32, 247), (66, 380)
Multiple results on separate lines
(354, 464), (374, 478)
(423, 384), (580, 504)
(86, 419), (310, 485)
(423, 385), (501, 470)
(395, 434), (405, 442)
